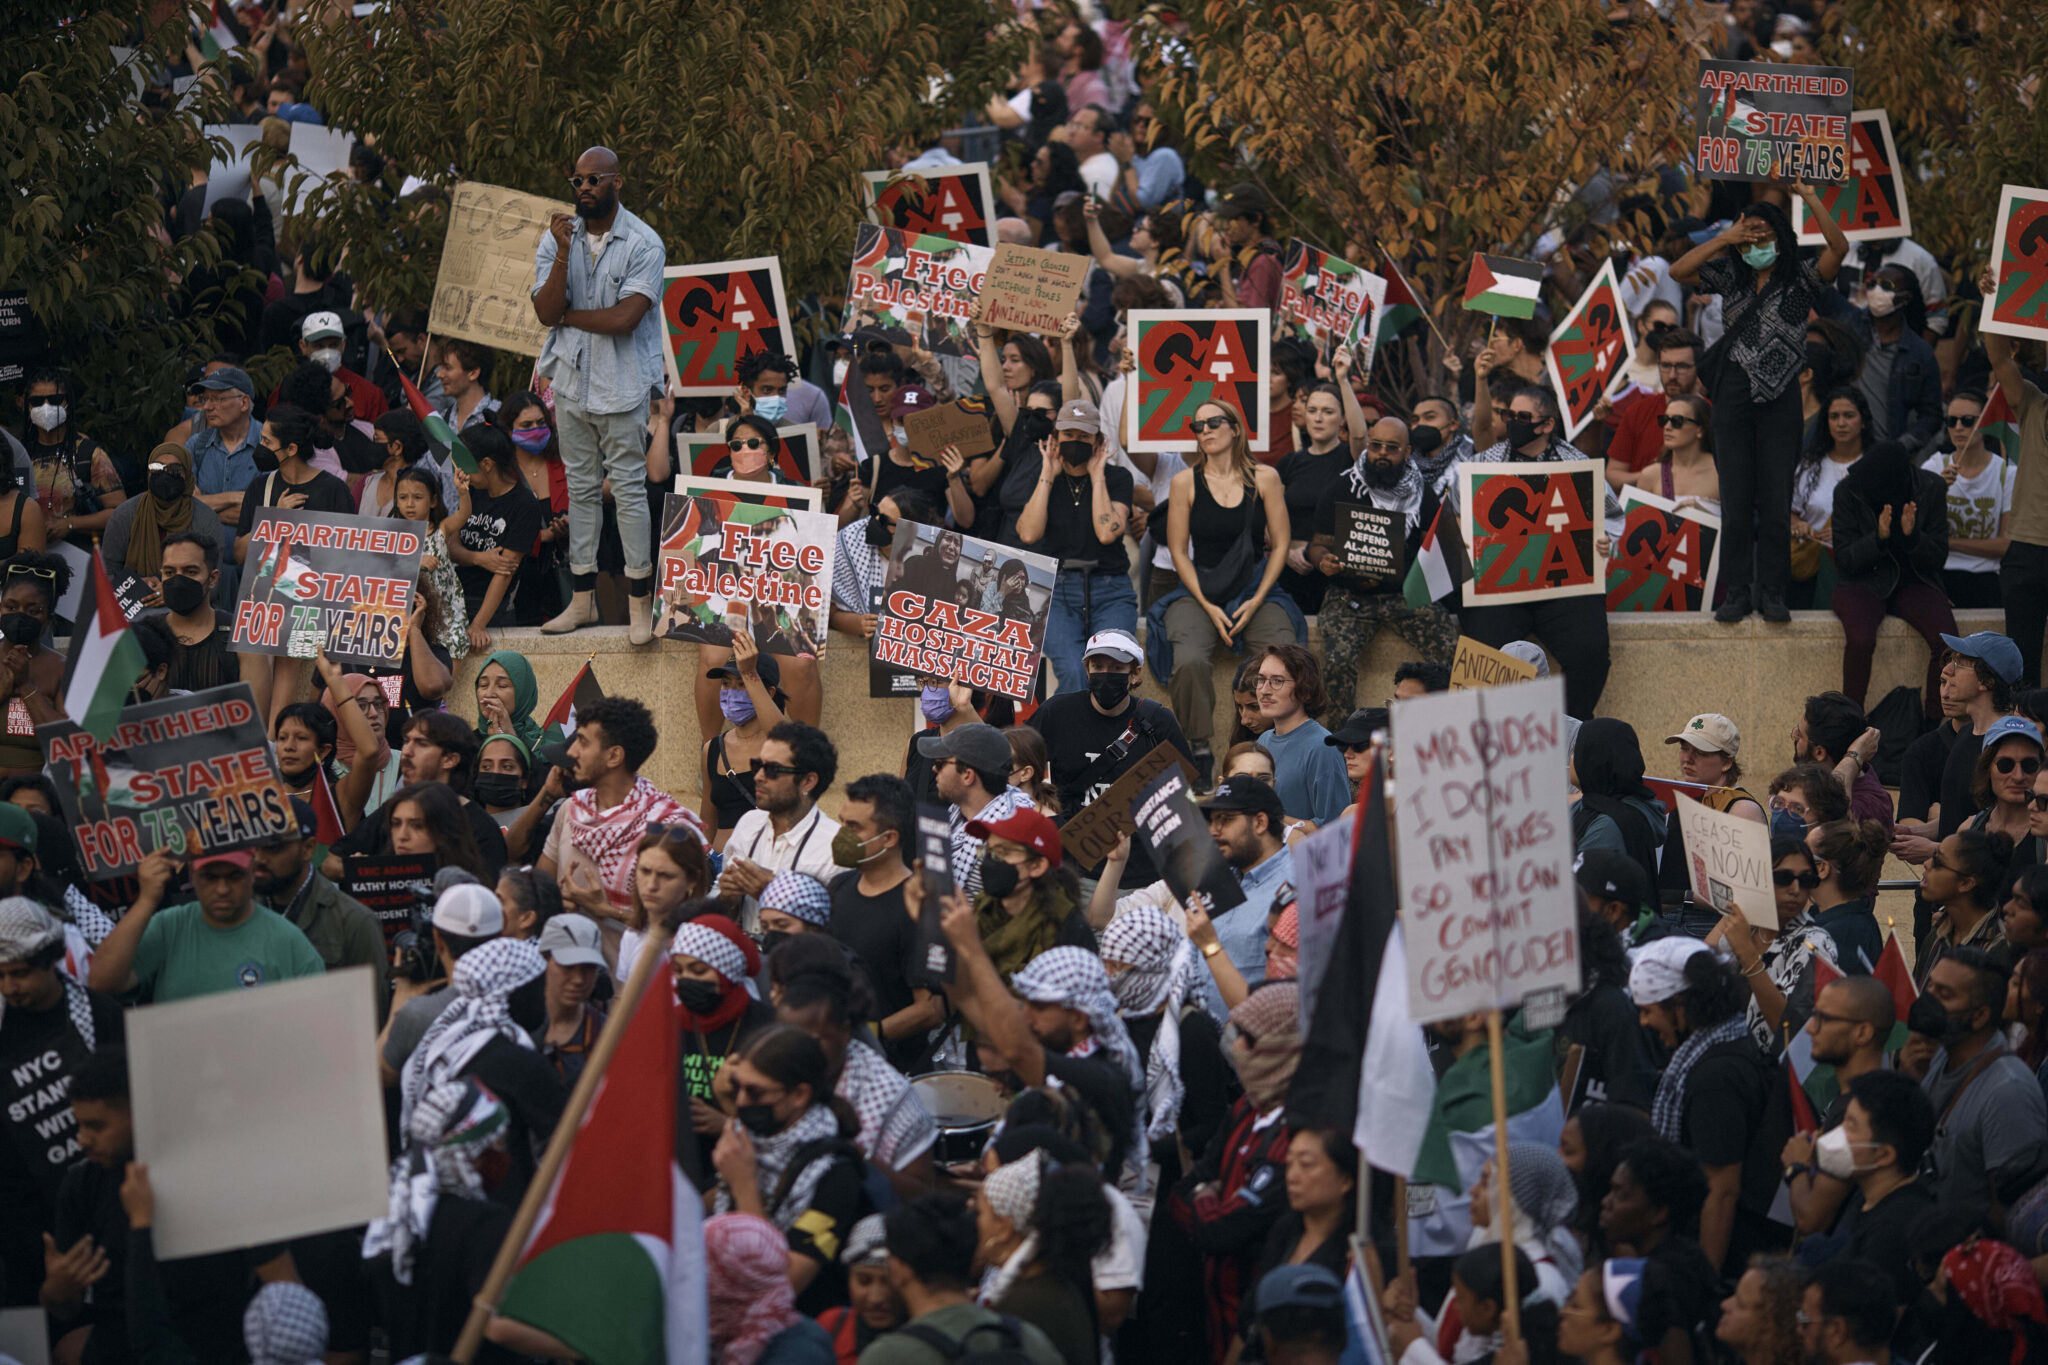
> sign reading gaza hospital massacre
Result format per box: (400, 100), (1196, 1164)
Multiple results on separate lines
(1608, 487), (1722, 613)
(872, 524), (1056, 702)
(1694, 59), (1853, 183)
(844, 225), (993, 359)
(232, 510), (425, 668)
(655, 493), (837, 656)
(38, 684), (293, 879)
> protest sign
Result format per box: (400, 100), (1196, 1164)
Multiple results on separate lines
(872, 524), (1056, 702)
(660, 257), (796, 397)
(1545, 260), (1636, 442)
(655, 494), (836, 656)
(232, 509), (424, 668)
(844, 225), (992, 358)
(1449, 636), (1541, 691)
(1128, 309), (1273, 453)
(1673, 791), (1774, 917)
(975, 243), (1089, 337)
(916, 804), (956, 984)
(200, 123), (263, 213)
(1457, 459), (1607, 606)
(862, 163), (996, 248)
(1130, 767), (1247, 916)
(673, 473), (823, 514)
(341, 852), (436, 950)
(129, 969), (389, 1258)
(1319, 503), (1405, 585)
(39, 683), (293, 879)
(1793, 110), (1911, 244)
(1390, 675), (1577, 1022)
(676, 422), (818, 484)
(1694, 59), (1853, 183)
(1290, 812), (1356, 1036)
(0, 290), (42, 387)
(1058, 741), (1202, 870)
(280, 123), (355, 217)
(1280, 243), (1388, 377)
(904, 399), (998, 464)
(868, 587), (920, 698)
(1608, 486), (1722, 612)
(431, 182), (573, 357)
(0, 1309), (48, 1365)
(1984, 184), (2048, 344)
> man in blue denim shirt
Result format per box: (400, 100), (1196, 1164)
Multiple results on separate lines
(531, 146), (667, 644)
(1198, 778), (1294, 980)
(183, 366), (262, 526)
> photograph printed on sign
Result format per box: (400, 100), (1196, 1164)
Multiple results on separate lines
(1693, 59), (1853, 183)
(1127, 309), (1273, 452)
(1607, 485), (1722, 612)
(1545, 259), (1637, 442)
(673, 474), (823, 515)
(675, 421), (817, 485)
(232, 508), (425, 668)
(1792, 110), (1912, 244)
(659, 257), (796, 397)
(861, 163), (996, 249)
(1457, 459), (1608, 606)
(1279, 243), (1388, 379)
(843, 224), (993, 359)
(872, 522), (1056, 702)
(1984, 184), (2048, 345)
(654, 493), (836, 656)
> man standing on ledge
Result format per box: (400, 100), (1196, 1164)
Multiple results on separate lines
(532, 145), (668, 645)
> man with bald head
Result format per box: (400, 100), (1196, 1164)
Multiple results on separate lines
(532, 145), (669, 645)
(1779, 973), (1897, 1234)
(1305, 414), (1455, 726)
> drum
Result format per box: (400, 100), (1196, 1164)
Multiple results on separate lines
(910, 1070), (1007, 1166)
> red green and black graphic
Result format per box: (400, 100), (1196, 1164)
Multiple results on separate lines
(1607, 488), (1720, 613)
(1128, 309), (1272, 452)
(862, 164), (995, 248)
(1457, 461), (1607, 607)
(1986, 185), (2048, 345)
(659, 257), (794, 396)
(1545, 260), (1635, 442)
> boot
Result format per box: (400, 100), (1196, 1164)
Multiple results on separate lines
(627, 592), (654, 646)
(541, 591), (598, 635)
(1713, 587), (1754, 623)
(1758, 589), (1791, 623)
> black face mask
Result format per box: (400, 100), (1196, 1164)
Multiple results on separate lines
(1059, 440), (1093, 467)
(472, 773), (526, 808)
(1409, 424), (1444, 456)
(336, 425), (388, 476)
(676, 977), (726, 1016)
(0, 613), (40, 646)
(149, 468), (187, 503)
(252, 442), (281, 473)
(160, 574), (208, 615)
(1906, 993), (1950, 1044)
(865, 516), (897, 547)
(1088, 672), (1131, 709)
(1505, 417), (1542, 450)
(736, 1103), (787, 1137)
(758, 930), (793, 959)
(1014, 409), (1055, 445)
(979, 853), (1021, 899)
(1939, 1004), (1982, 1049)
(1365, 457), (1404, 488)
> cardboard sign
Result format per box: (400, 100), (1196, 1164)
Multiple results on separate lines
(872, 523), (1057, 702)
(1391, 676), (1577, 1022)
(1457, 460), (1608, 606)
(1058, 741), (1202, 870)
(1793, 110), (1911, 244)
(1130, 766), (1246, 916)
(1545, 260), (1637, 442)
(232, 509), (425, 668)
(843, 225), (993, 358)
(659, 257), (795, 397)
(1324, 503), (1405, 584)
(1128, 309), (1273, 453)
(1694, 59), (1853, 183)
(1985, 184), (2048, 345)
(863, 163), (997, 248)
(1290, 811), (1356, 1036)
(1280, 243), (1387, 377)
(1674, 791), (1774, 917)
(340, 852), (435, 949)
(903, 399), (998, 464)
(974, 243), (1089, 337)
(432, 181), (573, 357)
(655, 494), (837, 656)
(129, 969), (389, 1258)
(674, 474), (823, 515)
(38, 684), (293, 880)
(1608, 486), (1722, 612)
(915, 804), (956, 985)
(1449, 636), (1541, 691)
(676, 422), (818, 484)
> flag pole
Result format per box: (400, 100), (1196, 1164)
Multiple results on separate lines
(1393, 1177), (1411, 1278)
(1485, 1007), (1522, 1347)
(418, 333), (433, 388)
(450, 926), (674, 1363)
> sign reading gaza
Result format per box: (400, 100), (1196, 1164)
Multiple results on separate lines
(38, 684), (293, 879)
(873, 524), (1056, 702)
(1695, 59), (1853, 183)
(233, 510), (424, 668)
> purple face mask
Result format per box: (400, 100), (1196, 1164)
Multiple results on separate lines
(509, 426), (552, 453)
(719, 688), (756, 727)
(920, 685), (954, 724)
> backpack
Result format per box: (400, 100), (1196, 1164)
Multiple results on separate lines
(1572, 796), (1660, 895)
(896, 1313), (1041, 1365)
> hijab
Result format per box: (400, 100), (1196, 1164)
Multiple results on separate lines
(126, 444), (198, 576)
(1572, 719), (1656, 804)
(475, 650), (543, 752)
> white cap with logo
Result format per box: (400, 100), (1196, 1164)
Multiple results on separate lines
(431, 884), (505, 937)
(1084, 629), (1143, 664)
(300, 311), (346, 342)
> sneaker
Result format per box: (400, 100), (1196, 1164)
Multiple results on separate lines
(1714, 588), (1755, 623)
(1758, 590), (1791, 623)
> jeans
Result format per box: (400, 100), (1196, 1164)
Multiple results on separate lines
(1042, 572), (1139, 694)
(2005, 540), (2048, 687)
(1832, 578), (1957, 715)
(556, 391), (653, 578)
(1460, 595), (1610, 719)
(1711, 369), (1802, 598)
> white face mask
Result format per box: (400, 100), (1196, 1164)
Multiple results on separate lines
(1814, 1125), (1881, 1179)
(309, 347), (343, 374)
(27, 402), (65, 432)
(1865, 287), (1898, 318)
(892, 423), (909, 448)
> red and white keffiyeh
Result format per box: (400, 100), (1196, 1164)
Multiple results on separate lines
(564, 777), (700, 910)
(705, 1213), (802, 1365)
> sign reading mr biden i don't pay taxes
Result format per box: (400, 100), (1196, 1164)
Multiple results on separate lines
(1389, 675), (1578, 1022)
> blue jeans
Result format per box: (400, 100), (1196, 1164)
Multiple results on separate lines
(556, 391), (653, 577)
(1042, 572), (1138, 694)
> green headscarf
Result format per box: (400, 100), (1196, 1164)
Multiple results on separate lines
(475, 650), (543, 753)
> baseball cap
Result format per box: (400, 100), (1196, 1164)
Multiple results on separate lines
(537, 913), (607, 968)
(1215, 184), (1269, 221)
(1084, 629), (1142, 665)
(196, 366), (255, 398)
(888, 387), (935, 420)
(965, 808), (1062, 864)
(916, 721), (1013, 775)
(432, 883), (505, 937)
(1254, 1263), (1343, 1316)
(1324, 708), (1385, 748)
(0, 803), (38, 855)
(1055, 398), (1100, 436)
(1982, 714), (2044, 752)
(1665, 713), (1740, 756)
(1199, 777), (1287, 827)
(191, 847), (253, 872)
(1574, 849), (1654, 914)
(1941, 631), (2023, 684)
(1499, 640), (1551, 677)
(299, 311), (345, 343)
(281, 796), (316, 841)
(705, 653), (781, 689)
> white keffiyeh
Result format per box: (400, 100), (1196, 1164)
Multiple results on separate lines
(1011, 946), (1149, 1191)
(0, 898), (96, 1052)
(363, 1077), (508, 1285)
(398, 938), (544, 1131)
(836, 1038), (938, 1169)
(243, 1281), (329, 1365)
(1101, 907), (1200, 1143)
(713, 1101), (842, 1230)
(977, 1152), (1046, 1308)
(672, 920), (750, 983)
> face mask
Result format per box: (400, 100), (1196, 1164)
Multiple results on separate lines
(1939, 1004), (1980, 1049)
(833, 358), (851, 389)
(736, 1102), (788, 1137)
(1814, 1125), (1880, 1179)
(160, 574), (208, 615)
(979, 853), (1022, 899)
(731, 442), (770, 476)
(1865, 286), (1898, 318)
(758, 930), (792, 959)
(253, 443), (281, 473)
(1906, 993), (1950, 1043)
(1060, 439), (1093, 467)
(865, 516), (897, 548)
(1740, 241), (1779, 270)
(1409, 424), (1443, 456)
(676, 977), (727, 1016)
(1505, 417), (1542, 450)
(892, 423), (909, 448)
(509, 426), (552, 453)
(1365, 457), (1404, 488)
(719, 689), (757, 726)
(1014, 409), (1055, 444)
(1088, 671), (1131, 709)
(473, 773), (526, 808)
(1769, 807), (1806, 843)
(832, 827), (888, 869)
(920, 685), (955, 724)
(309, 347), (343, 374)
(0, 613), (41, 646)
(1770, 38), (1793, 58)
(755, 395), (788, 423)
(149, 468), (187, 502)
(27, 403), (65, 432)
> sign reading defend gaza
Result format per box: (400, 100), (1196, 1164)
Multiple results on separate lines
(1694, 59), (1853, 183)
(233, 510), (424, 669)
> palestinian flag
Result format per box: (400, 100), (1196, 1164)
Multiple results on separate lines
(399, 369), (479, 475)
(1402, 504), (1465, 609)
(80, 752), (142, 811)
(1352, 920), (1438, 1179)
(61, 549), (148, 743)
(1376, 254), (1426, 350)
(498, 941), (707, 1364)
(1971, 384), (2020, 459)
(1408, 1013), (1564, 1257)
(1873, 934), (1917, 1051)
(543, 662), (604, 744)
(196, 1), (238, 59)
(309, 766), (347, 846)
(1462, 253), (1544, 319)
(835, 363), (887, 485)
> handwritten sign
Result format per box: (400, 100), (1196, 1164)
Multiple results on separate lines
(1290, 812), (1356, 1036)
(1326, 504), (1404, 582)
(1449, 636), (1540, 691)
(1673, 791), (1773, 916)
(974, 243), (1088, 337)
(1059, 741), (1201, 870)
(432, 182), (573, 357)
(1391, 676), (1577, 1022)
(904, 399), (998, 463)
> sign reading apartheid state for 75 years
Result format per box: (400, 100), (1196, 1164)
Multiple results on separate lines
(1793, 109), (1912, 244)
(844, 226), (993, 359)
(655, 494), (837, 657)
(1280, 243), (1388, 377)
(232, 510), (424, 669)
(1694, 59), (1853, 183)
(872, 524), (1057, 702)
(1128, 309), (1273, 452)
(38, 684), (293, 879)
(659, 257), (795, 397)
(1457, 460), (1608, 607)
(1608, 486), (1722, 613)
(862, 163), (996, 248)
(1546, 260), (1637, 442)
(431, 181), (574, 357)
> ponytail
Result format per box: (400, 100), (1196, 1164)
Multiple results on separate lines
(1809, 817), (1888, 897)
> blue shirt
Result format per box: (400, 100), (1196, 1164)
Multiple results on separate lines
(1812, 898), (1883, 973)
(1259, 719), (1354, 825)
(187, 421), (262, 497)
(1130, 147), (1186, 210)
(1212, 843), (1294, 980)
(532, 205), (667, 415)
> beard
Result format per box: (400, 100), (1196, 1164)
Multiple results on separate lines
(1364, 457), (1404, 488)
(575, 187), (618, 220)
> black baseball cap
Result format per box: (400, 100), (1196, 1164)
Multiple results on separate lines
(1199, 777), (1287, 826)
(1324, 708), (1386, 748)
(706, 654), (781, 689)
(1574, 849), (1653, 912)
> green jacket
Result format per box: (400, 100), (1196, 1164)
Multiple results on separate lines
(272, 870), (391, 1021)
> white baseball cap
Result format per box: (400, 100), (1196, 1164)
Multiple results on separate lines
(537, 913), (607, 968)
(1084, 629), (1143, 664)
(432, 884), (504, 937)
(1665, 713), (1740, 757)
(300, 311), (345, 342)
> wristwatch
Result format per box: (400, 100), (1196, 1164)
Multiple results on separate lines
(1201, 940), (1222, 958)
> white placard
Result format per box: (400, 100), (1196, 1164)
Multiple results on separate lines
(201, 123), (265, 214)
(0, 1307), (49, 1365)
(1673, 790), (1774, 916)
(1291, 812), (1354, 1037)
(281, 125), (356, 218)
(1391, 675), (1577, 1023)
(51, 540), (90, 625)
(128, 969), (388, 1258)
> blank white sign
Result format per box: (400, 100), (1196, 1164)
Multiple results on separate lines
(0, 1306), (52, 1365)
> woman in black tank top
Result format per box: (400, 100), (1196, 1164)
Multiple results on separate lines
(700, 652), (787, 851)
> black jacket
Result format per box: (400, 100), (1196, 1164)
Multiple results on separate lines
(1832, 467), (1948, 598)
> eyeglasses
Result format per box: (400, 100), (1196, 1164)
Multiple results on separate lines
(1946, 414), (1979, 427)
(729, 437), (768, 452)
(566, 173), (617, 189)
(1252, 675), (1292, 691)
(1658, 359), (1696, 372)
(2026, 792), (2048, 811)
(750, 760), (805, 779)
(1806, 1008), (1857, 1028)
(1188, 415), (1234, 433)
(1773, 868), (1821, 888)
(1996, 755), (2042, 776)
(1657, 414), (1699, 429)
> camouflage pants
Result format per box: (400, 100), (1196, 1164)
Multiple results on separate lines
(1317, 591), (1457, 728)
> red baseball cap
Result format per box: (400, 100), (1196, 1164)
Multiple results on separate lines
(191, 848), (253, 872)
(965, 808), (1062, 865)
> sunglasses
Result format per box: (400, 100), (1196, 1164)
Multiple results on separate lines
(5, 565), (55, 581)
(729, 437), (769, 452)
(1946, 415), (1979, 427)
(1774, 868), (1821, 888)
(1657, 414), (1699, 429)
(566, 173), (616, 189)
(750, 760), (805, 779)
(2027, 792), (2048, 811)
(1187, 415), (1234, 433)
(1997, 755), (2042, 776)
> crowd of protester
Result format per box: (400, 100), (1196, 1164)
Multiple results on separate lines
(8, 0), (2048, 1362)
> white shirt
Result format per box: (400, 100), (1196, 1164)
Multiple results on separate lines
(718, 804), (842, 931)
(1922, 451), (2015, 574)
(1796, 454), (1859, 533)
(1079, 151), (1119, 201)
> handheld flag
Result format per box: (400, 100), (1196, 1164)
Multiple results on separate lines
(1970, 385), (2020, 459)
(1402, 505), (1465, 609)
(196, 1), (238, 59)
(542, 662), (604, 743)
(309, 767), (347, 847)
(398, 369), (479, 475)
(60, 549), (149, 742)
(1462, 254), (1544, 319)
(1376, 254), (1427, 350)
(1354, 921), (1437, 1179)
